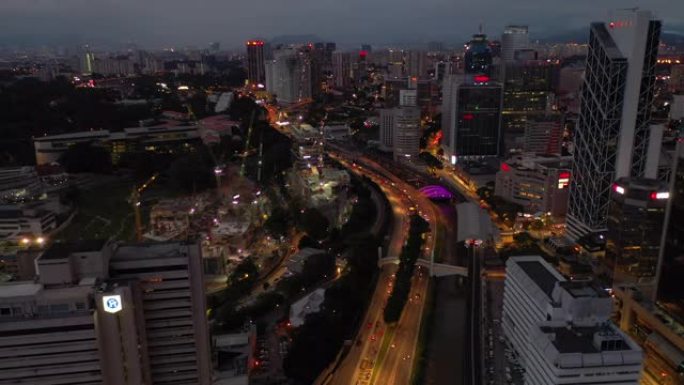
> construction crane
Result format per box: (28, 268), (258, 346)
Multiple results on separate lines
(128, 173), (159, 241)
(239, 109), (257, 178)
(185, 105), (225, 190)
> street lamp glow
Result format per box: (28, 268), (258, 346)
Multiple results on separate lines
(36, 237), (45, 245)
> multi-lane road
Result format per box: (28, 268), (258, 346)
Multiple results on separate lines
(322, 148), (447, 385)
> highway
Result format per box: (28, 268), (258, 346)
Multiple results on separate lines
(321, 148), (443, 385)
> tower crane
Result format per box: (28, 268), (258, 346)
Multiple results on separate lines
(128, 173), (158, 241)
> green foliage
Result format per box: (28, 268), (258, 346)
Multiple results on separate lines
(168, 152), (216, 194)
(264, 207), (291, 237)
(299, 208), (329, 240)
(58, 142), (113, 174)
(284, 235), (380, 383)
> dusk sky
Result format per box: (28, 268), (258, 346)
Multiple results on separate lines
(2, 0), (683, 49)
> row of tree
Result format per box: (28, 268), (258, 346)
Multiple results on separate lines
(384, 214), (430, 323)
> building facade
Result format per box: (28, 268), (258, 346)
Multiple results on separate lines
(495, 154), (572, 217)
(566, 10), (661, 241)
(246, 40), (266, 86)
(442, 74), (502, 163)
(0, 241), (212, 385)
(503, 256), (643, 385)
(501, 25), (529, 63)
(605, 177), (669, 297)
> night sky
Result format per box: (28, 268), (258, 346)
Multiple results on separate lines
(1, 0), (683, 48)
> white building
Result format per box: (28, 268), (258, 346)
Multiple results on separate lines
(503, 256), (643, 385)
(265, 47), (311, 105)
(501, 25), (529, 62)
(380, 89), (421, 160)
(567, 9), (662, 241)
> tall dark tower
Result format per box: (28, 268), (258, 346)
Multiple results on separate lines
(246, 40), (265, 86)
(464, 33), (492, 75)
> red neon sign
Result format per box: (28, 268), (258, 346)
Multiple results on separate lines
(473, 75), (490, 83)
(462, 114), (474, 120)
(501, 163), (511, 172)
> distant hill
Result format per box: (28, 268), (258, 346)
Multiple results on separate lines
(268, 34), (325, 45)
(537, 28), (684, 47)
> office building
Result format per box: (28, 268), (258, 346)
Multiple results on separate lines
(604, 178), (669, 297)
(566, 9), (661, 241)
(523, 118), (563, 155)
(502, 60), (557, 133)
(406, 50), (429, 79)
(441, 74), (502, 163)
(0, 240), (212, 385)
(464, 33), (492, 75)
(392, 90), (421, 160)
(34, 117), (237, 166)
(656, 142), (684, 305)
(107, 242), (212, 385)
(495, 154), (572, 217)
(332, 51), (352, 89)
(246, 40), (265, 86)
(503, 256), (643, 385)
(501, 25), (529, 62)
(379, 108), (394, 151)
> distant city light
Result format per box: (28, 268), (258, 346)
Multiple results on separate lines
(177, 85), (189, 90)
(613, 184), (626, 195)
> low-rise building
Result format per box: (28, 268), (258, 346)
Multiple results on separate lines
(495, 154), (572, 217)
(0, 204), (56, 241)
(503, 256), (643, 385)
(0, 167), (44, 204)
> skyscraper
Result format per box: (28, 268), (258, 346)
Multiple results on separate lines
(500, 25), (529, 62)
(464, 33), (492, 75)
(265, 46), (312, 104)
(392, 90), (421, 161)
(566, 9), (661, 241)
(656, 142), (684, 305)
(441, 74), (502, 164)
(246, 40), (266, 86)
(605, 177), (669, 296)
(332, 51), (352, 89)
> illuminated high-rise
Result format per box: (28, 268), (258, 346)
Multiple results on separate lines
(442, 74), (502, 164)
(464, 33), (492, 75)
(246, 40), (266, 86)
(566, 9), (661, 241)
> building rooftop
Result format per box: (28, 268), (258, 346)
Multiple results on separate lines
(539, 323), (632, 355)
(559, 281), (609, 298)
(0, 282), (42, 299)
(41, 240), (107, 260)
(517, 260), (561, 299)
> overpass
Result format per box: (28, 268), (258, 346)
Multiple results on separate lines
(378, 256), (468, 277)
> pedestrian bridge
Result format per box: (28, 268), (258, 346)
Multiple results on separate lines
(378, 256), (468, 277)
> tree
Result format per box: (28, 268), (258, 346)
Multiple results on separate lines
(299, 208), (329, 240)
(58, 142), (113, 174)
(168, 153), (215, 193)
(264, 207), (291, 237)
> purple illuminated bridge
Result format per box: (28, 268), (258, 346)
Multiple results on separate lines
(419, 185), (453, 200)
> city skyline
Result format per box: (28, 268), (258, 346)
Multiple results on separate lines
(2, 0), (684, 49)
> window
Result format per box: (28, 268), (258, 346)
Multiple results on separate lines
(75, 302), (86, 311)
(0, 307), (10, 316)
